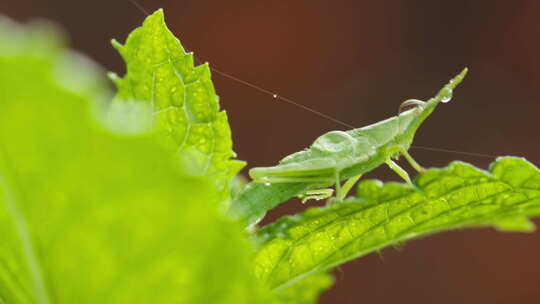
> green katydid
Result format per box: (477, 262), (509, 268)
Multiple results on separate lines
(229, 68), (467, 225)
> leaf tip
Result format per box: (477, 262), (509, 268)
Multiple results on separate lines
(146, 8), (166, 25)
(154, 8), (165, 17)
(493, 216), (536, 233)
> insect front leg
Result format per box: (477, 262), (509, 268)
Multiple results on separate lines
(385, 159), (412, 184)
(400, 147), (425, 173)
(298, 188), (334, 204)
(301, 170), (342, 205)
(302, 170), (342, 205)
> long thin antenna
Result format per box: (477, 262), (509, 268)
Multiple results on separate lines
(411, 146), (497, 159)
(124, 0), (498, 159)
(207, 65), (356, 129)
(127, 0), (150, 15)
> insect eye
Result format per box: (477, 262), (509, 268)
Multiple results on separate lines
(398, 99), (426, 115)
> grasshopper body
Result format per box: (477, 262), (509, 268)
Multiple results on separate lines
(250, 68), (467, 201)
(230, 69), (467, 226)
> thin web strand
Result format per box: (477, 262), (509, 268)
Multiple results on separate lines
(124, 0), (498, 159)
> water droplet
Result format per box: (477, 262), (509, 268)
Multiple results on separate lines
(264, 183), (271, 186)
(273, 94), (278, 98)
(441, 90), (453, 103)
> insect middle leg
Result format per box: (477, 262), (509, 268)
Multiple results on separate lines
(336, 174), (362, 201)
(331, 171), (363, 203)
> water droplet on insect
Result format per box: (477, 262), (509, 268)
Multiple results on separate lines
(273, 94), (278, 98)
(441, 90), (453, 103)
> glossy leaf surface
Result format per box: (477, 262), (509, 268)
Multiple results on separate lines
(111, 10), (244, 202)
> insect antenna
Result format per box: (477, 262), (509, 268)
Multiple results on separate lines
(202, 65), (357, 129)
(410, 146), (497, 159)
(127, 0), (150, 15)
(125, 0), (499, 160)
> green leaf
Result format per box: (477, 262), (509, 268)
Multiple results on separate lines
(254, 157), (540, 290)
(110, 9), (244, 203)
(0, 17), (267, 304)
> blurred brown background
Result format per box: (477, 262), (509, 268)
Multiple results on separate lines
(3, 0), (540, 303)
